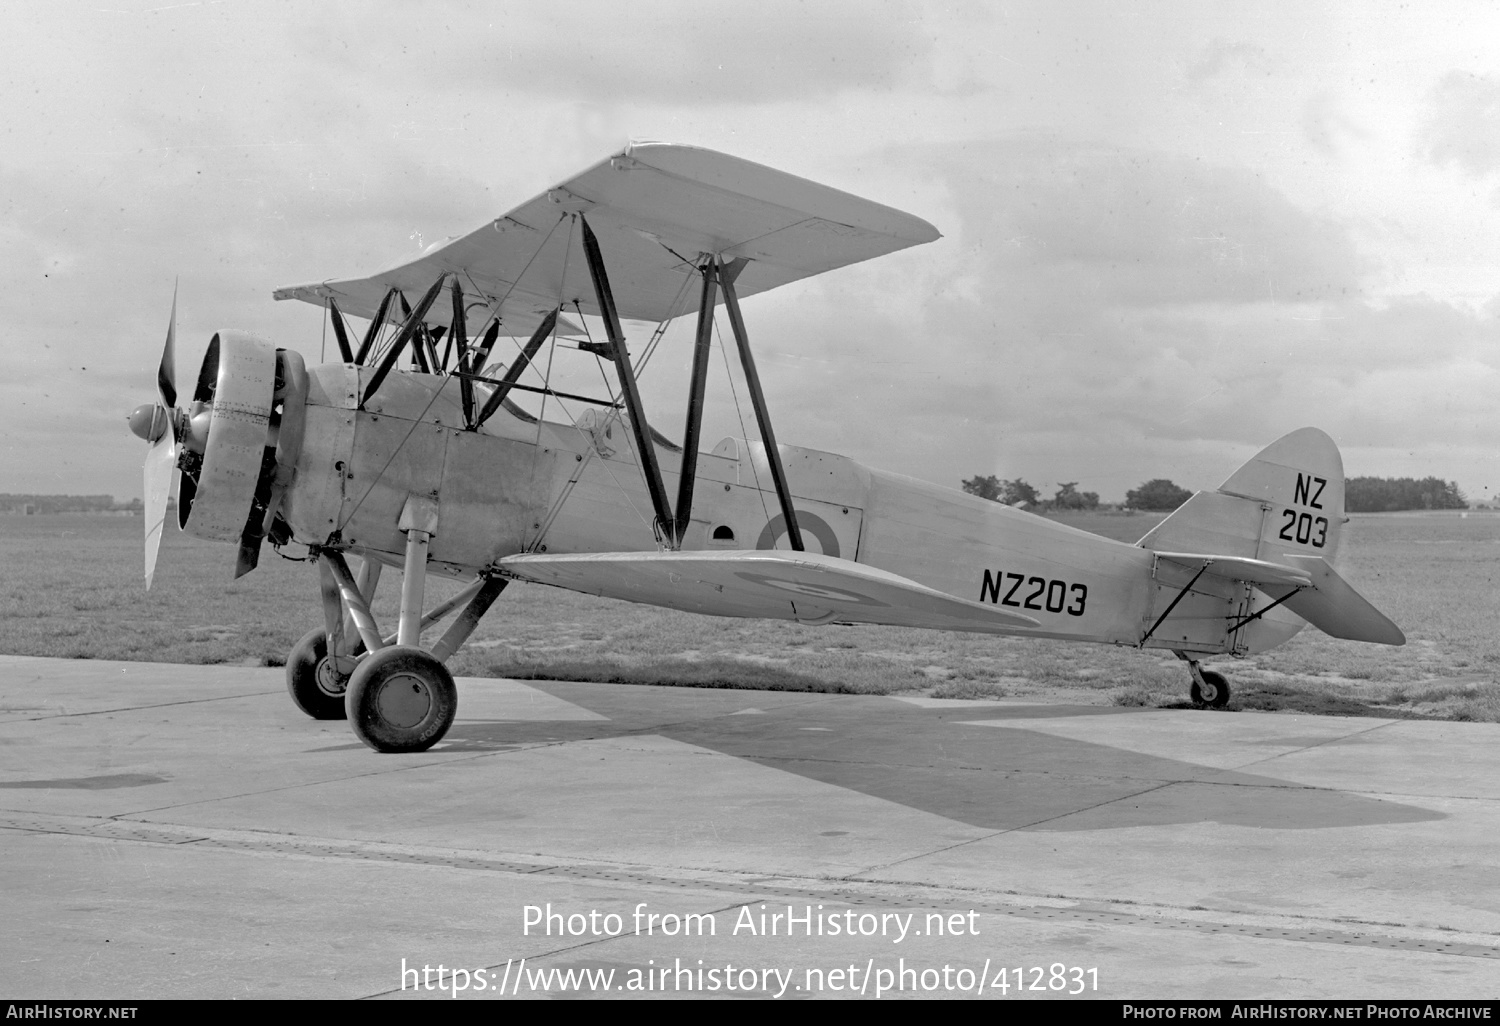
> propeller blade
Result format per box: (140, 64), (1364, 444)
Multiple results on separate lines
(157, 282), (178, 409)
(143, 416), (177, 589)
(234, 538), (261, 579)
(327, 298), (356, 363)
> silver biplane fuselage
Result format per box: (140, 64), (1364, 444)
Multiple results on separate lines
(291, 363), (1263, 655)
(129, 144), (1403, 754)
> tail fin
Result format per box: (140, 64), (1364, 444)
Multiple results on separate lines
(1140, 428), (1403, 647)
(1139, 427), (1346, 563)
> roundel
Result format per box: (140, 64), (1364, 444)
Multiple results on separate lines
(755, 511), (840, 558)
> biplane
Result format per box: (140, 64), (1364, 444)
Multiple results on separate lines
(127, 143), (1404, 754)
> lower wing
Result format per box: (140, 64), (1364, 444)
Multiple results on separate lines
(497, 550), (1041, 632)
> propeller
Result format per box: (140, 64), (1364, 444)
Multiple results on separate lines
(128, 290), (306, 587)
(128, 285), (181, 589)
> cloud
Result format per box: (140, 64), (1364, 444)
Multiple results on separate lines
(711, 135), (1500, 500)
(1421, 70), (1500, 177)
(1184, 39), (1269, 85)
(935, 137), (1364, 308)
(1302, 93), (1367, 157)
(5, 5), (1498, 507)
(307, 0), (934, 106)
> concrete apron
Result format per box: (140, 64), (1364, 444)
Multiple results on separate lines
(0, 654), (1496, 1000)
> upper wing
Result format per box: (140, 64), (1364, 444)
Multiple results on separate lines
(497, 549), (1039, 633)
(273, 143), (940, 334)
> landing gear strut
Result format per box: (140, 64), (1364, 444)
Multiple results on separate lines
(1178, 652), (1231, 708)
(284, 527), (508, 752)
(285, 551), (384, 720)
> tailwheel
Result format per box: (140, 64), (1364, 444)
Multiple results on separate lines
(286, 629), (350, 720)
(346, 646), (457, 753)
(1191, 669), (1231, 708)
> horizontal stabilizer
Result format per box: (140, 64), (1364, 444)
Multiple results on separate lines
(1155, 550), (1403, 647)
(498, 550), (1040, 632)
(1278, 555), (1406, 646)
(1153, 552), (1312, 588)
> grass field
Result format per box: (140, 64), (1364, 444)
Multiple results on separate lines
(1, 509), (1496, 721)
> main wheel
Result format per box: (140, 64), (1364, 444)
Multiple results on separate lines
(286, 629), (349, 720)
(1191, 669), (1230, 708)
(345, 646), (457, 753)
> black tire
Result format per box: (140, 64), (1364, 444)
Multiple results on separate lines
(286, 629), (349, 720)
(1191, 670), (1230, 708)
(345, 646), (457, 753)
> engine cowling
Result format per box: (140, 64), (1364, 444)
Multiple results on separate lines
(175, 331), (307, 573)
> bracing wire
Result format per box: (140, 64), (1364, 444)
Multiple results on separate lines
(335, 372), (458, 533)
(534, 217), (574, 432)
(515, 218), (653, 541)
(634, 268), (696, 379)
(338, 209), (676, 544)
(714, 315), (772, 527)
(335, 216), (571, 535)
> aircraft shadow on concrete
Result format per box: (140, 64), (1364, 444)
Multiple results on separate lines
(0, 773), (169, 790)
(359, 685), (1445, 833)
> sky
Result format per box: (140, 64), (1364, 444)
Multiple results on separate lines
(5, 0), (1500, 505)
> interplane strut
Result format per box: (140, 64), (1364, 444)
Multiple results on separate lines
(717, 256), (803, 552)
(361, 275), (448, 406)
(470, 308), (559, 431)
(580, 214), (675, 542)
(673, 260), (719, 544)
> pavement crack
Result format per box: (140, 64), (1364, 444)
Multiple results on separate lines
(20, 690), (283, 722)
(1235, 719), (1404, 769)
(849, 780), (1181, 876)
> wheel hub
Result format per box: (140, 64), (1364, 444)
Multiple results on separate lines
(375, 672), (432, 728)
(314, 657), (347, 697)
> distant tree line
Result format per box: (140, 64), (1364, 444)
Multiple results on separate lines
(1344, 477), (1466, 512)
(961, 474), (1198, 513)
(1124, 479), (1193, 511)
(0, 494), (139, 514)
(960, 476), (1098, 510)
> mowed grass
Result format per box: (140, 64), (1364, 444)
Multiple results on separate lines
(1, 509), (1496, 721)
